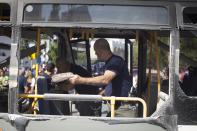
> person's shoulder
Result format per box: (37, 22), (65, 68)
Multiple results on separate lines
(113, 55), (124, 60)
(109, 55), (124, 63)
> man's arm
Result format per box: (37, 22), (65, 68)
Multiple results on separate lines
(69, 70), (116, 86)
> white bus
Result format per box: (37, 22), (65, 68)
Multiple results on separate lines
(0, 0), (197, 131)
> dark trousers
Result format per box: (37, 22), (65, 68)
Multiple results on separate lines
(75, 101), (102, 116)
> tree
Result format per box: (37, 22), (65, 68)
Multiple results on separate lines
(48, 40), (58, 64)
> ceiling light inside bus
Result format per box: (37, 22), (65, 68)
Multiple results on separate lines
(25, 5), (33, 13)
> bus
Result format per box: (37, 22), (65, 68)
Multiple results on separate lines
(0, 0), (197, 131)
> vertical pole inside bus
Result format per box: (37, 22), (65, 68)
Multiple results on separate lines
(137, 31), (147, 117)
(33, 28), (41, 115)
(129, 39), (133, 86)
(85, 39), (92, 74)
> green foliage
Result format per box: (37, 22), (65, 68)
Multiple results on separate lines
(180, 37), (197, 62)
(158, 37), (169, 69)
(48, 41), (58, 64)
(73, 50), (87, 67)
(133, 41), (138, 67)
(20, 38), (35, 50)
(133, 37), (169, 70)
(159, 47), (169, 69)
(146, 37), (168, 70)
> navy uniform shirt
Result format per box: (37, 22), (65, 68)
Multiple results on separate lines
(105, 55), (131, 97)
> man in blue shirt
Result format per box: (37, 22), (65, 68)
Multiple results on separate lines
(68, 38), (131, 110)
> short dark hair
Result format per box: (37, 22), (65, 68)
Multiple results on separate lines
(94, 38), (111, 51)
(46, 63), (55, 72)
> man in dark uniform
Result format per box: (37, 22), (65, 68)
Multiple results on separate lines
(68, 38), (131, 115)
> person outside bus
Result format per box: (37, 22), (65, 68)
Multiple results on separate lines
(68, 38), (132, 112)
(0, 69), (9, 90)
(24, 70), (35, 94)
(37, 62), (57, 114)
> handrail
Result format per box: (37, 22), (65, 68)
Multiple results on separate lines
(102, 96), (147, 118)
(19, 94), (44, 99)
(18, 94), (147, 118)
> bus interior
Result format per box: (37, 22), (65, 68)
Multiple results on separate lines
(0, 0), (197, 131)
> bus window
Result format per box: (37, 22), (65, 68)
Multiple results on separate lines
(140, 31), (170, 116)
(15, 24), (173, 118)
(0, 3), (10, 21)
(183, 7), (197, 24)
(19, 27), (62, 113)
(90, 30), (170, 117)
(2, 0), (197, 130)
(158, 34), (170, 94)
(0, 27), (11, 113)
(71, 41), (88, 69)
(23, 4), (168, 25)
(179, 30), (197, 96)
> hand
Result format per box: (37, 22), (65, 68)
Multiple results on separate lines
(68, 74), (80, 85)
(98, 89), (105, 96)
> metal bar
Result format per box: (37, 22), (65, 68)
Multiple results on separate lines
(125, 39), (128, 67)
(85, 40), (92, 74)
(154, 31), (161, 100)
(19, 94), (44, 99)
(103, 96), (147, 118)
(8, 0), (20, 113)
(147, 32), (153, 115)
(36, 28), (41, 79)
(32, 28), (41, 115)
(19, 94), (147, 118)
(137, 31), (147, 117)
(66, 32), (76, 64)
(169, 29), (180, 97)
(110, 96), (116, 118)
(129, 40), (133, 85)
(19, 94), (103, 101)
(20, 22), (171, 30)
(137, 31), (147, 97)
(44, 94), (102, 101)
